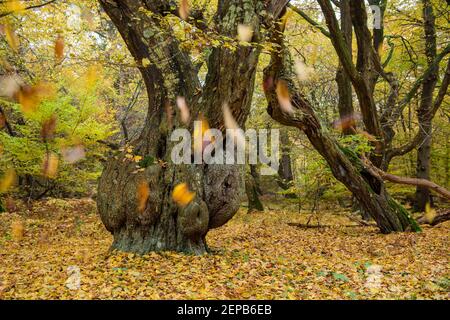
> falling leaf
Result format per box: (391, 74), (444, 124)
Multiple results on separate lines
(15, 82), (54, 113)
(333, 114), (359, 131)
(176, 96), (190, 124)
(179, 0), (190, 20)
(424, 203), (437, 224)
(137, 181), (150, 212)
(41, 115), (57, 141)
(0, 74), (22, 99)
(276, 80), (294, 113)
(193, 114), (211, 154)
(62, 145), (85, 163)
(294, 59), (314, 82)
(4, 24), (19, 52)
(11, 220), (24, 241)
(0, 168), (16, 192)
(237, 24), (253, 42)
(222, 103), (245, 148)
(42, 153), (59, 178)
(141, 58), (150, 68)
(172, 183), (195, 207)
(54, 35), (65, 63)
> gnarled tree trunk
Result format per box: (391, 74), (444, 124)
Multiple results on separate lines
(97, 0), (287, 254)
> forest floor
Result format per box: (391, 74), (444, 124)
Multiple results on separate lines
(0, 198), (448, 300)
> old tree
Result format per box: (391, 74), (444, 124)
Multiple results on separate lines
(97, 0), (288, 254)
(97, 0), (448, 254)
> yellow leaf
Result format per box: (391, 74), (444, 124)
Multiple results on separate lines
(141, 58), (150, 67)
(11, 220), (24, 241)
(6, 1), (26, 13)
(137, 181), (150, 212)
(172, 183), (195, 207)
(0, 168), (17, 192)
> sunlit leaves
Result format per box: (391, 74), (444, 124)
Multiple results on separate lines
(172, 183), (195, 207)
(137, 181), (150, 212)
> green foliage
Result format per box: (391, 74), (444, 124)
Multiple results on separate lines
(0, 76), (116, 196)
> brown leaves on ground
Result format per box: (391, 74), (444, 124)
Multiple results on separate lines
(0, 199), (448, 299)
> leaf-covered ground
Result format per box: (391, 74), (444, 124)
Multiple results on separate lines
(0, 198), (448, 300)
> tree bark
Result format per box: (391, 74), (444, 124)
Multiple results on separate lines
(97, 0), (285, 254)
(415, 0), (439, 211)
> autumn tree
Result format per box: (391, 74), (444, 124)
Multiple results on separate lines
(96, 0), (288, 254)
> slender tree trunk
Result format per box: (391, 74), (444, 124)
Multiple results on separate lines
(415, 0), (439, 211)
(336, 0), (355, 135)
(97, 0), (284, 254)
(277, 128), (294, 194)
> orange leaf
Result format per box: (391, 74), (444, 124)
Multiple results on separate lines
(276, 80), (294, 113)
(54, 35), (65, 63)
(137, 181), (150, 212)
(179, 0), (190, 20)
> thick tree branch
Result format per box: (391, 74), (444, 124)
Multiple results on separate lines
(363, 157), (450, 200)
